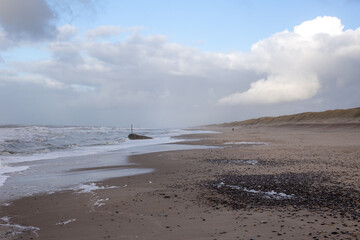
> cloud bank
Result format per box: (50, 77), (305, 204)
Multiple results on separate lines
(0, 13), (359, 126)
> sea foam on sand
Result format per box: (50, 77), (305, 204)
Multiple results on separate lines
(72, 183), (118, 193)
(0, 216), (40, 236)
(56, 219), (76, 226)
(224, 141), (268, 145)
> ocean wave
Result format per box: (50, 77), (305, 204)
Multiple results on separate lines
(0, 126), (199, 165)
(0, 125), (132, 157)
(0, 163), (29, 187)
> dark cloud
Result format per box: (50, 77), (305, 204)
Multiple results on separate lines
(0, 0), (57, 40)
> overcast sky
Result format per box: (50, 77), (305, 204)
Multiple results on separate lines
(0, 0), (359, 128)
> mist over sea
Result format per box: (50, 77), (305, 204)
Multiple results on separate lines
(0, 125), (211, 202)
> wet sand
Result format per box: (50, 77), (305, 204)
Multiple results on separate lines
(1, 124), (360, 239)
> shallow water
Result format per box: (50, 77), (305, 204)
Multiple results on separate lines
(0, 126), (215, 202)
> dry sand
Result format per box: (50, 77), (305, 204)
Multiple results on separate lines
(1, 124), (360, 239)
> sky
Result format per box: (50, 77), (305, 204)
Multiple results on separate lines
(0, 0), (359, 128)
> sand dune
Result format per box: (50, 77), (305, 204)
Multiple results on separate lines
(214, 107), (360, 127)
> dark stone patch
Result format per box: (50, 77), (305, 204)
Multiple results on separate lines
(201, 172), (360, 220)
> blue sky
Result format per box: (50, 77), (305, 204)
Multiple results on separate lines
(0, 0), (359, 127)
(76, 0), (360, 52)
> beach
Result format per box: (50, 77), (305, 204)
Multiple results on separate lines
(1, 124), (360, 239)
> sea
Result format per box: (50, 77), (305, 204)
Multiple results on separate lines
(0, 125), (212, 202)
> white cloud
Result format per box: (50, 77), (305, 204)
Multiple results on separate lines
(57, 24), (78, 40)
(86, 26), (121, 40)
(83, 33), (233, 78)
(0, 69), (66, 89)
(219, 74), (320, 105)
(294, 16), (344, 38)
(219, 16), (360, 105)
(48, 41), (83, 63)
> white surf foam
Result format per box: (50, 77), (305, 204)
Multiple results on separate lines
(0, 163), (29, 187)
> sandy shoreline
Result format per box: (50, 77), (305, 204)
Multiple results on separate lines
(1, 124), (360, 239)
